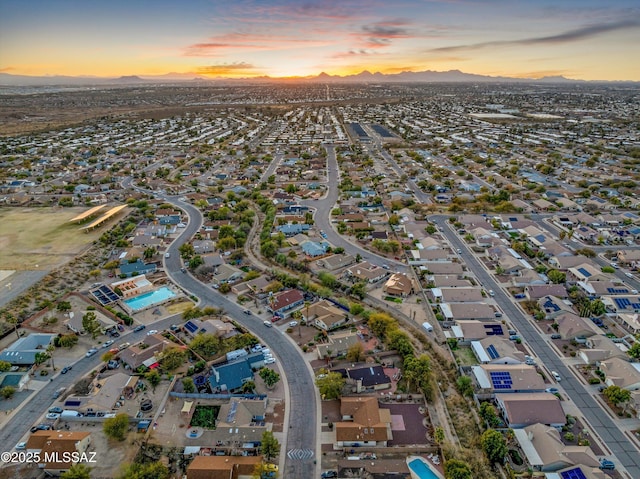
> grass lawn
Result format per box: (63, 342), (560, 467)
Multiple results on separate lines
(166, 301), (195, 315)
(190, 405), (221, 429)
(0, 206), (105, 270)
(452, 346), (478, 366)
(384, 296), (403, 303)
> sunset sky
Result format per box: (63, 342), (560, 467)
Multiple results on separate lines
(1, 0), (639, 80)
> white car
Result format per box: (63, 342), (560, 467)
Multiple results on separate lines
(85, 348), (98, 357)
(15, 442), (26, 450)
(147, 330), (158, 336)
(289, 321), (298, 327)
(551, 371), (562, 382)
(46, 413), (61, 420)
(264, 357), (276, 364)
(102, 339), (115, 348)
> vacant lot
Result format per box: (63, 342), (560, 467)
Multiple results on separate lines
(0, 207), (102, 270)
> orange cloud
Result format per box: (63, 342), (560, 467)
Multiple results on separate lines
(196, 62), (260, 76)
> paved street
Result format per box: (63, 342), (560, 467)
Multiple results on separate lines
(432, 216), (640, 478)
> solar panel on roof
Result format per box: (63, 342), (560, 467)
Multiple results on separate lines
(560, 467), (587, 479)
(614, 298), (631, 309)
(184, 321), (198, 333)
(577, 267), (592, 277)
(489, 371), (513, 389)
(484, 324), (504, 335)
(487, 345), (500, 360)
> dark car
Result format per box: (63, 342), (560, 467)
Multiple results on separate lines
(321, 472), (338, 479)
(550, 333), (562, 339)
(60, 366), (72, 374)
(133, 325), (146, 332)
(30, 424), (53, 433)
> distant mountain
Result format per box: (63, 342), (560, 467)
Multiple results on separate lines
(0, 70), (634, 87)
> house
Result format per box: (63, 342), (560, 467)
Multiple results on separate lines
(578, 336), (627, 365)
(300, 240), (329, 257)
(617, 313), (640, 334)
(555, 312), (600, 341)
(335, 396), (393, 447)
(119, 259), (157, 278)
(26, 431), (92, 475)
(110, 275), (153, 299)
(119, 334), (182, 370)
(268, 289), (304, 316)
(471, 338), (526, 364)
(193, 239), (215, 253)
(525, 284), (568, 300)
(577, 281), (632, 298)
(305, 300), (348, 331)
(514, 423), (600, 472)
(601, 295), (640, 314)
(0, 333), (55, 366)
(276, 223), (310, 236)
(319, 254), (356, 271)
(344, 262), (387, 283)
(429, 274), (472, 288)
(382, 273), (416, 297)
(64, 372), (138, 412)
(568, 263), (611, 283)
(131, 235), (163, 247)
(550, 255), (592, 270)
(183, 318), (237, 338)
(213, 398), (268, 444)
(495, 393), (566, 429)
(440, 303), (497, 321)
(316, 331), (360, 359)
(497, 255), (526, 275)
(435, 287), (485, 303)
(208, 354), (264, 393)
(538, 296), (575, 320)
(616, 249), (640, 269)
(420, 262), (464, 275)
(599, 357), (640, 391)
(471, 364), (546, 393)
(231, 276), (271, 297)
(336, 365), (392, 392)
(212, 264), (244, 285)
(450, 321), (506, 343)
(510, 269), (547, 288)
(186, 455), (263, 479)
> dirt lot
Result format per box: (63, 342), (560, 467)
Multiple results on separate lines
(0, 206), (102, 270)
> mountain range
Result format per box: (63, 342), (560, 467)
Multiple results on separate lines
(0, 69), (635, 87)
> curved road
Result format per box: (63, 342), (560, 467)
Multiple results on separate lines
(432, 215), (640, 478)
(143, 186), (319, 478)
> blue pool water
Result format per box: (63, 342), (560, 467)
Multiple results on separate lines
(123, 287), (175, 311)
(408, 458), (441, 479)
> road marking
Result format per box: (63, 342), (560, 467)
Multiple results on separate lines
(287, 449), (314, 460)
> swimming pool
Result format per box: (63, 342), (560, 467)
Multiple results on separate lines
(407, 457), (444, 479)
(123, 287), (176, 312)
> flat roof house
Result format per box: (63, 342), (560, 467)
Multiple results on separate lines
(0, 333), (55, 366)
(495, 393), (566, 429)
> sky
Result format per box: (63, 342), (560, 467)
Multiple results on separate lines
(1, 0), (639, 81)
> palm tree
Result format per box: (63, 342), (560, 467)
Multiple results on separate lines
(47, 343), (56, 371)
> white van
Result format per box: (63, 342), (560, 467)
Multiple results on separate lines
(422, 322), (434, 333)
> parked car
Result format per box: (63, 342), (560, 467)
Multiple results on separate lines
(85, 348), (98, 358)
(264, 357), (276, 364)
(15, 442), (26, 451)
(289, 321), (298, 327)
(60, 366), (72, 374)
(46, 413), (61, 420)
(550, 334), (562, 339)
(599, 459), (615, 470)
(545, 387), (559, 394)
(133, 324), (146, 332)
(509, 335), (520, 341)
(170, 324), (180, 331)
(146, 329), (158, 336)
(48, 407), (63, 414)
(263, 321), (272, 328)
(118, 342), (130, 351)
(30, 424), (52, 433)
(321, 472), (338, 479)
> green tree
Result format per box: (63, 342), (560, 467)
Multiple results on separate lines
(60, 464), (92, 479)
(479, 402), (501, 427)
(116, 462), (170, 479)
(444, 459), (473, 479)
(349, 282), (366, 300)
(434, 426), (445, 445)
(101, 351), (115, 363)
(0, 360), (11, 372)
(481, 429), (508, 464)
(259, 367), (281, 388)
(59, 333), (79, 348)
(349, 302), (365, 316)
(0, 386), (16, 399)
(35, 351), (49, 366)
(547, 269), (566, 284)
(189, 333), (221, 359)
(387, 329), (414, 357)
(159, 347), (187, 371)
(145, 370), (161, 391)
(346, 342), (365, 362)
(260, 430), (280, 461)
(182, 377), (196, 393)
(82, 311), (102, 339)
(316, 371), (345, 400)
(456, 376), (474, 397)
(628, 342), (640, 360)
(603, 385), (631, 406)
(178, 243), (195, 260)
(403, 354), (431, 392)
(103, 413), (130, 441)
(368, 312), (396, 340)
(56, 301), (72, 313)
